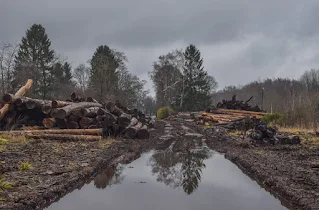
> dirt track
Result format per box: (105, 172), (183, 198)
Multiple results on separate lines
(0, 120), (318, 209)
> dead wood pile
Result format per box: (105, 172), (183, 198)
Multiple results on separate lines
(207, 94), (264, 112)
(0, 80), (152, 140)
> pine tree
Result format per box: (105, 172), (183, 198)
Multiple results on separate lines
(62, 62), (73, 84)
(182, 44), (211, 111)
(89, 45), (121, 101)
(13, 24), (55, 99)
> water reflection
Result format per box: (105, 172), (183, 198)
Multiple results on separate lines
(93, 165), (125, 189)
(149, 146), (213, 194)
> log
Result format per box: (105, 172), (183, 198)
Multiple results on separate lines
(104, 112), (117, 127)
(79, 117), (94, 129)
(67, 121), (80, 129)
(245, 96), (254, 104)
(50, 108), (59, 118)
(83, 107), (100, 118)
(148, 119), (155, 128)
(25, 133), (102, 141)
(56, 119), (67, 129)
(25, 98), (51, 110)
(67, 113), (81, 122)
(137, 124), (149, 139)
(87, 97), (99, 103)
(0, 128), (103, 135)
(2, 93), (19, 104)
(42, 103), (52, 114)
(117, 113), (132, 128)
(70, 92), (78, 101)
(0, 79), (33, 121)
(56, 102), (102, 119)
(42, 118), (56, 129)
(123, 117), (139, 139)
(51, 100), (72, 108)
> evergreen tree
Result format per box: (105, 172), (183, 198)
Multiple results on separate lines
(182, 44), (211, 111)
(89, 45), (124, 102)
(13, 24), (55, 99)
(62, 62), (73, 84)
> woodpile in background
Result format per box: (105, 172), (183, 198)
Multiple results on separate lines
(0, 79), (153, 141)
(197, 108), (266, 126)
(207, 94), (264, 112)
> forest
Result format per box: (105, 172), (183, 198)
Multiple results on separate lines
(1, 23), (318, 128)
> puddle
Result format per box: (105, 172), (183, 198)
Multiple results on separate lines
(46, 147), (287, 210)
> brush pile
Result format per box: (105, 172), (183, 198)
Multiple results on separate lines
(249, 122), (301, 145)
(208, 94), (264, 112)
(0, 79), (153, 140)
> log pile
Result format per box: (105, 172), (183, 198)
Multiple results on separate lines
(208, 94), (264, 112)
(0, 80), (152, 140)
(197, 109), (266, 126)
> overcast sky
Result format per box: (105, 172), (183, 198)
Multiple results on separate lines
(1, 0), (319, 95)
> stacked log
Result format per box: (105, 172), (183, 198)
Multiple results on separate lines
(208, 95), (264, 112)
(0, 84), (152, 140)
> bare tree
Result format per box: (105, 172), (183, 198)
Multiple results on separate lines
(0, 42), (18, 95)
(74, 64), (90, 93)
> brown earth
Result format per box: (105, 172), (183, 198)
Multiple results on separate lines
(0, 120), (318, 209)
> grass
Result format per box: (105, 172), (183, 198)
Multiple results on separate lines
(278, 126), (319, 145)
(0, 133), (30, 145)
(19, 162), (33, 171)
(99, 137), (116, 149)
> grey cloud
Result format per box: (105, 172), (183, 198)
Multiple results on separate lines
(2, 0), (319, 93)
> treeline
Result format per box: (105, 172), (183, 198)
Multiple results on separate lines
(0, 24), (148, 111)
(213, 69), (319, 128)
(149, 45), (218, 112)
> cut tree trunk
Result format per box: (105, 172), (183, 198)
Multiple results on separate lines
(83, 107), (100, 118)
(42, 118), (56, 128)
(0, 79), (33, 121)
(56, 102), (102, 119)
(56, 119), (67, 129)
(117, 113), (132, 128)
(67, 121), (80, 129)
(79, 117), (94, 129)
(137, 124), (149, 139)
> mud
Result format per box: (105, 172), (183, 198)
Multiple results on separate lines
(0, 119), (318, 209)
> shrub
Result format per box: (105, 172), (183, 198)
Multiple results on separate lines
(19, 162), (32, 171)
(260, 113), (285, 126)
(156, 107), (174, 119)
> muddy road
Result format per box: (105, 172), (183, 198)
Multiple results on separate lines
(0, 120), (318, 209)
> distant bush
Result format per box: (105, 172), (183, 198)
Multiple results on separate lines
(260, 113), (285, 126)
(157, 107), (174, 119)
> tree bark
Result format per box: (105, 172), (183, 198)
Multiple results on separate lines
(56, 102), (102, 119)
(51, 100), (72, 108)
(137, 124), (149, 139)
(67, 121), (80, 129)
(79, 117), (94, 129)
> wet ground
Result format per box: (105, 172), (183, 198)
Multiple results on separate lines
(1, 120), (319, 209)
(46, 147), (287, 210)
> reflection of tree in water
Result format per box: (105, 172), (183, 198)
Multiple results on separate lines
(150, 147), (212, 194)
(94, 165), (125, 189)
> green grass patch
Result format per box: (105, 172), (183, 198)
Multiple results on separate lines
(19, 162), (33, 171)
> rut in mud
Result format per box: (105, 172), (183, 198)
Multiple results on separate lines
(46, 122), (287, 210)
